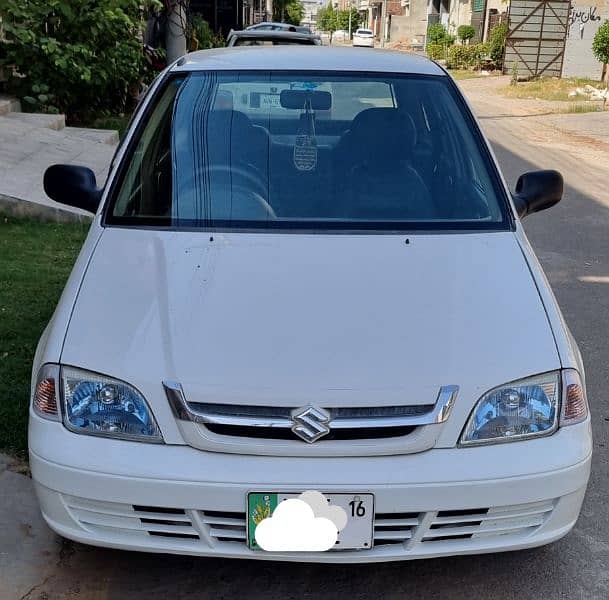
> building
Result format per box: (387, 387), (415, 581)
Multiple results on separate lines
(388, 0), (503, 46)
(302, 0), (324, 28)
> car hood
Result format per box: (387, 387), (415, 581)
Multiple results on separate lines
(62, 229), (559, 411)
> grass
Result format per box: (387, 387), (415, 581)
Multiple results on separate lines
(559, 103), (603, 114)
(449, 69), (501, 80)
(0, 214), (88, 457)
(500, 77), (606, 101)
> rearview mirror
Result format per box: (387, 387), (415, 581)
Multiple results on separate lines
(280, 90), (332, 110)
(43, 164), (102, 213)
(512, 170), (563, 219)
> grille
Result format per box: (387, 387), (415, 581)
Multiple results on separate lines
(164, 381), (458, 454)
(63, 495), (555, 553)
(200, 510), (247, 543)
(373, 512), (422, 546)
(64, 496), (200, 541)
(205, 423), (417, 440)
(421, 500), (555, 543)
(187, 402), (432, 442)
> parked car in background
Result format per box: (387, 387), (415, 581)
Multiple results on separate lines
(227, 30), (322, 47)
(353, 28), (374, 47)
(246, 21), (311, 34)
(33, 46), (591, 563)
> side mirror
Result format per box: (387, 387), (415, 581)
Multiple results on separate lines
(43, 164), (102, 213)
(512, 170), (563, 219)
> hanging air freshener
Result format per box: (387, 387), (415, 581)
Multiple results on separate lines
(293, 98), (318, 172)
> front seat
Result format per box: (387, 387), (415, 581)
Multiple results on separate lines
(335, 108), (433, 220)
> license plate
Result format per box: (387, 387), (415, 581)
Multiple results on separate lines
(247, 492), (374, 551)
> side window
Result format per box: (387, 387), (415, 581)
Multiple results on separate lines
(113, 80), (181, 219)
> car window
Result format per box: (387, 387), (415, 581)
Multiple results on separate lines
(112, 79), (182, 219)
(108, 71), (509, 231)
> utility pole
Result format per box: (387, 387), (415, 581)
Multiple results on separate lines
(166, 1), (187, 62)
(380, 0), (387, 47)
(265, 0), (273, 21)
(349, 9), (352, 39)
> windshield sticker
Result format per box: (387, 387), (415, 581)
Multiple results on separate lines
(291, 82), (319, 90)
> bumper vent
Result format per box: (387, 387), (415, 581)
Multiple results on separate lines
(65, 497), (199, 541)
(373, 512), (422, 546)
(422, 500), (555, 543)
(201, 510), (247, 543)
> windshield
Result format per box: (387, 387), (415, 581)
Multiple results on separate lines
(108, 71), (509, 231)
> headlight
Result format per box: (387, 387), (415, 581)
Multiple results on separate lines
(61, 366), (163, 443)
(460, 371), (560, 446)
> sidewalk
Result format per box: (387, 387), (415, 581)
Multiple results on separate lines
(0, 100), (118, 220)
(458, 76), (609, 153)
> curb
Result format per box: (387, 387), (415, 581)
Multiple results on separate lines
(0, 194), (92, 223)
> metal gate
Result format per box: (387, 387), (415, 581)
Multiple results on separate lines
(504, 0), (571, 78)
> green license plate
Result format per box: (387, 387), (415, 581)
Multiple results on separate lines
(247, 492), (374, 551)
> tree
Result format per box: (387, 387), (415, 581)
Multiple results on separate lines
(273, 0), (305, 26)
(337, 8), (361, 35)
(457, 25), (475, 44)
(592, 20), (609, 84)
(317, 4), (338, 42)
(488, 22), (509, 64)
(427, 23), (448, 44)
(286, 2), (305, 26)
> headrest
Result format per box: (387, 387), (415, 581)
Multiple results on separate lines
(206, 109), (253, 133)
(348, 108), (417, 152)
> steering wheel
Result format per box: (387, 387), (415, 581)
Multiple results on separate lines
(180, 163), (276, 220)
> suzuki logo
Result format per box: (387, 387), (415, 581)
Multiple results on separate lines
(290, 405), (331, 443)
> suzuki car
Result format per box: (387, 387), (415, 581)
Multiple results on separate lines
(31, 47), (592, 562)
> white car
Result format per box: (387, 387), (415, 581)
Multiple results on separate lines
(32, 47), (591, 563)
(353, 28), (375, 47)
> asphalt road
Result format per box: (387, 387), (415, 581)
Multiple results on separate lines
(8, 101), (609, 600)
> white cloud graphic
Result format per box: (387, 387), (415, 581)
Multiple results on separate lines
(254, 498), (338, 552)
(298, 490), (348, 532)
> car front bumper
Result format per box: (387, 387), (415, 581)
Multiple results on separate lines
(29, 414), (592, 563)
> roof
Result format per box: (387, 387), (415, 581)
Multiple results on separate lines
(172, 47), (445, 76)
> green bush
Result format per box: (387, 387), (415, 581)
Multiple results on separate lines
(446, 43), (489, 69)
(447, 45), (470, 69)
(592, 20), (609, 82)
(426, 23), (455, 61)
(457, 25), (476, 43)
(427, 23), (449, 44)
(0, 0), (158, 121)
(488, 22), (509, 64)
(426, 43), (447, 61)
(187, 15), (225, 51)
